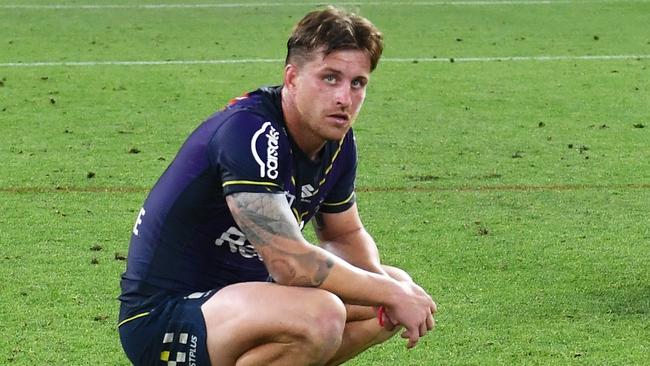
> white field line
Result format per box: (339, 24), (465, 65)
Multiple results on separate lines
(1, 0), (648, 9)
(0, 55), (649, 68)
(0, 59), (282, 67)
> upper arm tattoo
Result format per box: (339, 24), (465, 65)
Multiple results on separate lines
(228, 192), (302, 244)
(226, 192), (334, 287)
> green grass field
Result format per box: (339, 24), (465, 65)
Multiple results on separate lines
(1, 0), (649, 364)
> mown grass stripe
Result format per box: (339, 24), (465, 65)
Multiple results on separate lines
(1, 54), (648, 68)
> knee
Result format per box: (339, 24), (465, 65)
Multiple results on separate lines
(300, 291), (346, 359)
(307, 291), (346, 342)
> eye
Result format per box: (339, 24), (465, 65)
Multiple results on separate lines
(323, 75), (337, 84)
(351, 78), (367, 89)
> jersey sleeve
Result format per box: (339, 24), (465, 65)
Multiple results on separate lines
(319, 132), (357, 214)
(208, 111), (288, 196)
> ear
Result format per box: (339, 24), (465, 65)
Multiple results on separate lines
(283, 64), (299, 91)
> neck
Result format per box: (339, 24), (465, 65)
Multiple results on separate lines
(281, 87), (326, 160)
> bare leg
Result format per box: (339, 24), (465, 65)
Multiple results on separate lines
(201, 282), (347, 366)
(325, 265), (414, 366)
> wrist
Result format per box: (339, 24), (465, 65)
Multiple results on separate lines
(376, 275), (406, 308)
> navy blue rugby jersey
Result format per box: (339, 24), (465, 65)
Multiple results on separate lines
(119, 86), (357, 317)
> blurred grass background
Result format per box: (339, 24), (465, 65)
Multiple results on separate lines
(1, 1), (649, 364)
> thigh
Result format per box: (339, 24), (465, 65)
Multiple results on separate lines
(201, 282), (346, 365)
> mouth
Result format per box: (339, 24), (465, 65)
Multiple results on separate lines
(327, 113), (350, 125)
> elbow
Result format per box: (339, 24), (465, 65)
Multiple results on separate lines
(264, 254), (334, 288)
(265, 257), (306, 286)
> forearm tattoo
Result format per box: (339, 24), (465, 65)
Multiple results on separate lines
(227, 192), (334, 287)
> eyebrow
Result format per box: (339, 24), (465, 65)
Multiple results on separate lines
(320, 67), (343, 76)
(320, 67), (369, 82)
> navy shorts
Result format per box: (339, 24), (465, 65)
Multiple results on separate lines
(118, 290), (218, 366)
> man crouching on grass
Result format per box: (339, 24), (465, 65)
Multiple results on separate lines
(118, 6), (436, 365)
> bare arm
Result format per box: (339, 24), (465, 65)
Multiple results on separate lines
(226, 192), (387, 291)
(313, 203), (385, 275)
(226, 191), (436, 347)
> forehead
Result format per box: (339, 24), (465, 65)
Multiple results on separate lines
(303, 49), (371, 77)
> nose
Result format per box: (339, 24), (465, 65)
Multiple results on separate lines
(335, 85), (351, 109)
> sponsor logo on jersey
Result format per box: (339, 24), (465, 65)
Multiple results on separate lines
(301, 184), (317, 201)
(251, 121), (279, 179)
(214, 226), (263, 261)
(189, 334), (198, 366)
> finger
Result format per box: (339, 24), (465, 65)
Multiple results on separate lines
(431, 300), (438, 315)
(400, 330), (416, 348)
(408, 333), (419, 349)
(419, 320), (427, 337)
(426, 313), (435, 330)
(401, 328), (420, 348)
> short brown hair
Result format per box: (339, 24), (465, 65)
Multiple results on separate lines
(286, 6), (384, 71)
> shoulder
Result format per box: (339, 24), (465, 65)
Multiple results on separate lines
(222, 86), (283, 121)
(208, 109), (290, 186)
(211, 86), (284, 139)
(212, 110), (287, 153)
